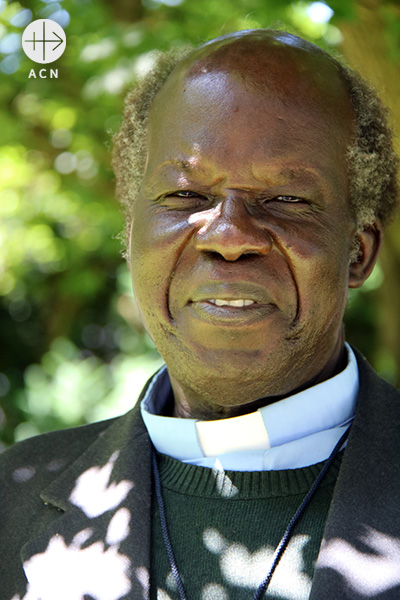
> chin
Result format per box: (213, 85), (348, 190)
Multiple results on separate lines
(169, 348), (297, 407)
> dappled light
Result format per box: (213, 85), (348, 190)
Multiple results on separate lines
(7, 446), (147, 600)
(201, 583), (228, 600)
(157, 590), (174, 600)
(157, 527), (314, 598)
(70, 450), (134, 518)
(12, 464), (35, 482)
(318, 527), (400, 596)
(21, 529), (131, 600)
(211, 466), (239, 498)
(135, 566), (150, 597)
(202, 528), (312, 599)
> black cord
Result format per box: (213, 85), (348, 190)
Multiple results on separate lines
(152, 450), (188, 600)
(253, 424), (351, 599)
(152, 424), (351, 600)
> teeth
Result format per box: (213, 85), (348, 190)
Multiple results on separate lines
(209, 299), (255, 307)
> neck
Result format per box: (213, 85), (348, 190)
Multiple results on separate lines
(170, 333), (347, 420)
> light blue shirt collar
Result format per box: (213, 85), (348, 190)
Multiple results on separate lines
(141, 344), (358, 471)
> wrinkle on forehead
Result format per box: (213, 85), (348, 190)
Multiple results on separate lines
(144, 152), (333, 201)
(145, 31), (355, 202)
(152, 158), (325, 186)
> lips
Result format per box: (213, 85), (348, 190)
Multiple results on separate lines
(189, 281), (276, 306)
(207, 298), (255, 307)
(180, 280), (279, 326)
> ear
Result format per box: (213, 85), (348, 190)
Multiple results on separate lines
(348, 221), (383, 289)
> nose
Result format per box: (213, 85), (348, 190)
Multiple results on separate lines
(192, 198), (273, 261)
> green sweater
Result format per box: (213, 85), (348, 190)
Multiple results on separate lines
(151, 453), (342, 600)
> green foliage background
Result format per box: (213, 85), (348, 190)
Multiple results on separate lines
(0, 0), (399, 449)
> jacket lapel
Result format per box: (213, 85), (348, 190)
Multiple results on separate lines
(21, 402), (153, 600)
(310, 350), (400, 599)
(19, 352), (400, 599)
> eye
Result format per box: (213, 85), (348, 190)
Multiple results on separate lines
(174, 191), (199, 198)
(159, 190), (209, 210)
(261, 195), (309, 207)
(275, 195), (303, 203)
(165, 190), (204, 200)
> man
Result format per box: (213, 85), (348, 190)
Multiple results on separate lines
(0, 29), (399, 600)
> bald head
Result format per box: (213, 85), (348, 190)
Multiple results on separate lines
(153, 30), (354, 134)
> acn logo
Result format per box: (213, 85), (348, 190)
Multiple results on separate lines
(22, 19), (66, 64)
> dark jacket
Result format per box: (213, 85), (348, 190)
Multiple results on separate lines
(1, 350), (400, 600)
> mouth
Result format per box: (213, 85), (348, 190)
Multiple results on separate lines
(187, 298), (278, 326)
(172, 280), (283, 326)
(205, 298), (256, 307)
(189, 281), (274, 305)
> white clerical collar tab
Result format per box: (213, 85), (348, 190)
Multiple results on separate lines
(196, 410), (270, 456)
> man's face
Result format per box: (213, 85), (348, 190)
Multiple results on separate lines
(129, 37), (360, 414)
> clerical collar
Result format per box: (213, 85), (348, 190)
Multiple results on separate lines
(141, 344), (359, 471)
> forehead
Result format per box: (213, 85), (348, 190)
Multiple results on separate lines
(151, 33), (354, 126)
(151, 79), (333, 175)
(148, 35), (354, 145)
(145, 39), (354, 191)
(185, 34), (349, 109)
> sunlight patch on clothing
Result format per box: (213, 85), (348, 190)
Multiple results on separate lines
(211, 466), (239, 498)
(69, 451), (134, 518)
(135, 566), (150, 596)
(318, 527), (400, 595)
(21, 531), (131, 600)
(72, 527), (93, 547)
(201, 582), (229, 600)
(166, 571), (178, 591)
(203, 528), (229, 554)
(106, 508), (131, 545)
(135, 567), (150, 598)
(157, 589), (174, 600)
(46, 458), (67, 472)
(202, 530), (311, 599)
(12, 466), (36, 483)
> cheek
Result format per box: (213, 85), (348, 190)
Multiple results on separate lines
(129, 212), (194, 319)
(276, 219), (353, 313)
(294, 248), (351, 329)
(132, 209), (193, 256)
(280, 206), (353, 264)
(283, 215), (349, 255)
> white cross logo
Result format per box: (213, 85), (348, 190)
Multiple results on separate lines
(22, 19), (66, 64)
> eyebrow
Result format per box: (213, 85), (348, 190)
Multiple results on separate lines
(153, 159), (200, 175)
(148, 156), (331, 198)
